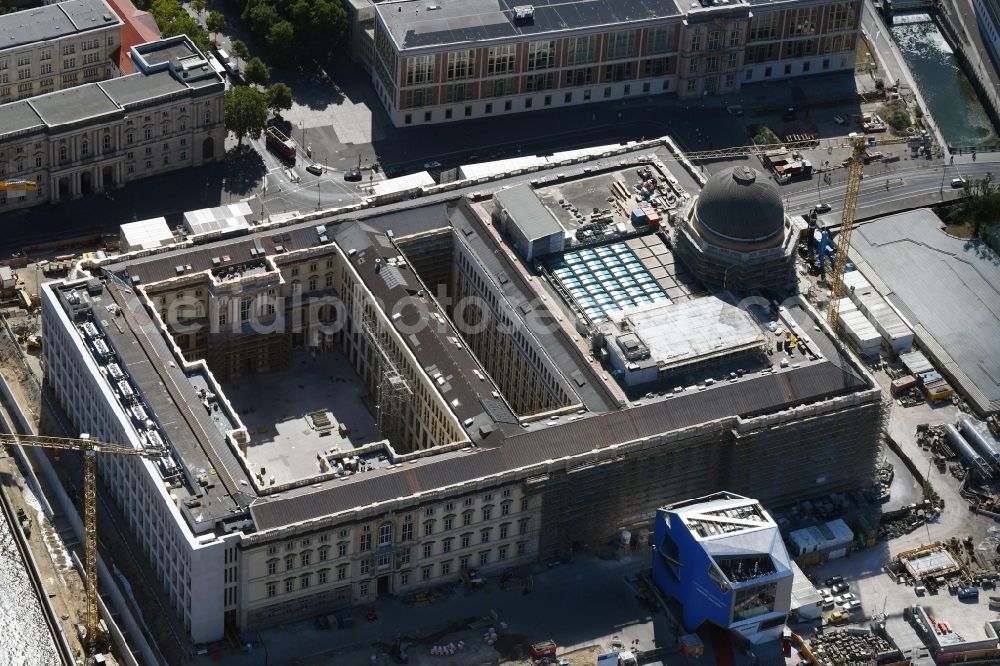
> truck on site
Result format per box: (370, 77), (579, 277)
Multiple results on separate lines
(265, 125), (296, 161)
(597, 650), (638, 666)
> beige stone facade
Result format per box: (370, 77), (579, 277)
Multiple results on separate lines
(0, 0), (122, 103)
(0, 35), (224, 212)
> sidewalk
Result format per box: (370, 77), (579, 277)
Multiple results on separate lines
(195, 554), (672, 666)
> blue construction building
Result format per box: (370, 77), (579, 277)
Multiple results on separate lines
(651, 492), (793, 645)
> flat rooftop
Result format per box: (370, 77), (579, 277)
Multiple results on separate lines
(93, 153), (874, 534)
(0, 0), (119, 52)
(624, 295), (766, 369)
(223, 348), (383, 486)
(52, 281), (254, 535)
(851, 208), (1000, 413)
(29, 84), (119, 127)
(376, 0), (684, 51)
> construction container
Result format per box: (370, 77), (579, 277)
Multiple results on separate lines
(843, 271), (913, 354)
(890, 375), (917, 396)
(630, 208), (648, 226)
(837, 298), (880, 358)
(641, 207), (660, 227)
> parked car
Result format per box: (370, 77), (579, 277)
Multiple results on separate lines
(833, 114), (847, 125)
(815, 202), (832, 214)
(958, 587), (979, 600)
(423, 160), (442, 169)
(824, 575), (845, 587)
(305, 164), (324, 176)
(344, 169), (362, 182)
(834, 593), (856, 604)
(842, 599), (862, 612)
(831, 582), (850, 594)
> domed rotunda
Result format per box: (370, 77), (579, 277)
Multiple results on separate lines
(674, 166), (796, 292)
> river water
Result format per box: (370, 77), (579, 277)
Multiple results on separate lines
(0, 510), (60, 665)
(891, 14), (999, 148)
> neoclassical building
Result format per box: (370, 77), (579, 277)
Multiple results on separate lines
(0, 35), (224, 211)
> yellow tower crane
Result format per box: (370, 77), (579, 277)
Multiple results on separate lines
(676, 133), (912, 333)
(0, 179), (38, 191)
(0, 433), (165, 659)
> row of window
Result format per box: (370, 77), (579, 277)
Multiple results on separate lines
(264, 493), (520, 556)
(403, 79), (669, 124)
(264, 543), (529, 598)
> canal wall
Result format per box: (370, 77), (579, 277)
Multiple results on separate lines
(0, 364), (161, 666)
(0, 387), (73, 664)
(934, 4), (1000, 149)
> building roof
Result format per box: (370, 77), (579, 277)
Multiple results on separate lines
(851, 208), (1000, 413)
(663, 491), (791, 583)
(0, 37), (220, 140)
(788, 518), (853, 552)
(668, 492), (777, 540)
(619, 295), (765, 371)
(182, 202), (253, 237)
(494, 183), (563, 241)
(0, 100), (45, 138)
(375, 0), (683, 51)
(28, 84), (119, 128)
(695, 167), (785, 246)
(0, 0), (120, 52)
(250, 358), (868, 531)
(120, 217), (173, 252)
(100, 69), (186, 107)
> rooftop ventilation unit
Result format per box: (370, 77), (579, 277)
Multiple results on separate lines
(513, 5), (534, 21)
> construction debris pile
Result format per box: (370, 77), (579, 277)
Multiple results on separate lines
(807, 628), (896, 665)
(917, 424), (967, 481)
(887, 539), (1000, 593)
(878, 499), (938, 541)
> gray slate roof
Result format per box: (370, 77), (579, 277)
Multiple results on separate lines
(0, 0), (119, 52)
(250, 359), (866, 531)
(494, 183), (563, 242)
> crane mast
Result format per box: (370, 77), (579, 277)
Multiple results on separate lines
(0, 433), (164, 660)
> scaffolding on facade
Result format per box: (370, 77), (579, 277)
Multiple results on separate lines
(361, 304), (413, 447)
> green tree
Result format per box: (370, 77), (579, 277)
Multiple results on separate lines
(266, 82), (293, 116)
(206, 10), (226, 43)
(244, 56), (269, 87)
(265, 20), (297, 66)
(244, 1), (278, 39)
(191, 0), (206, 20)
(148, 0), (210, 51)
(291, 0), (346, 62)
(231, 39), (249, 68)
(224, 85), (268, 146)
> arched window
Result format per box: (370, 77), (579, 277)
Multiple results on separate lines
(143, 127), (152, 140)
(80, 139), (88, 157)
(102, 133), (111, 152)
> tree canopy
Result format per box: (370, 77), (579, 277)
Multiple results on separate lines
(949, 174), (1000, 244)
(206, 11), (226, 42)
(241, 0), (346, 66)
(142, 0), (210, 52)
(224, 85), (269, 146)
(244, 57), (270, 87)
(266, 83), (293, 116)
(231, 40), (250, 66)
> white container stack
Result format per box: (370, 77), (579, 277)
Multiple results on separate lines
(843, 271), (914, 354)
(837, 298), (881, 358)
